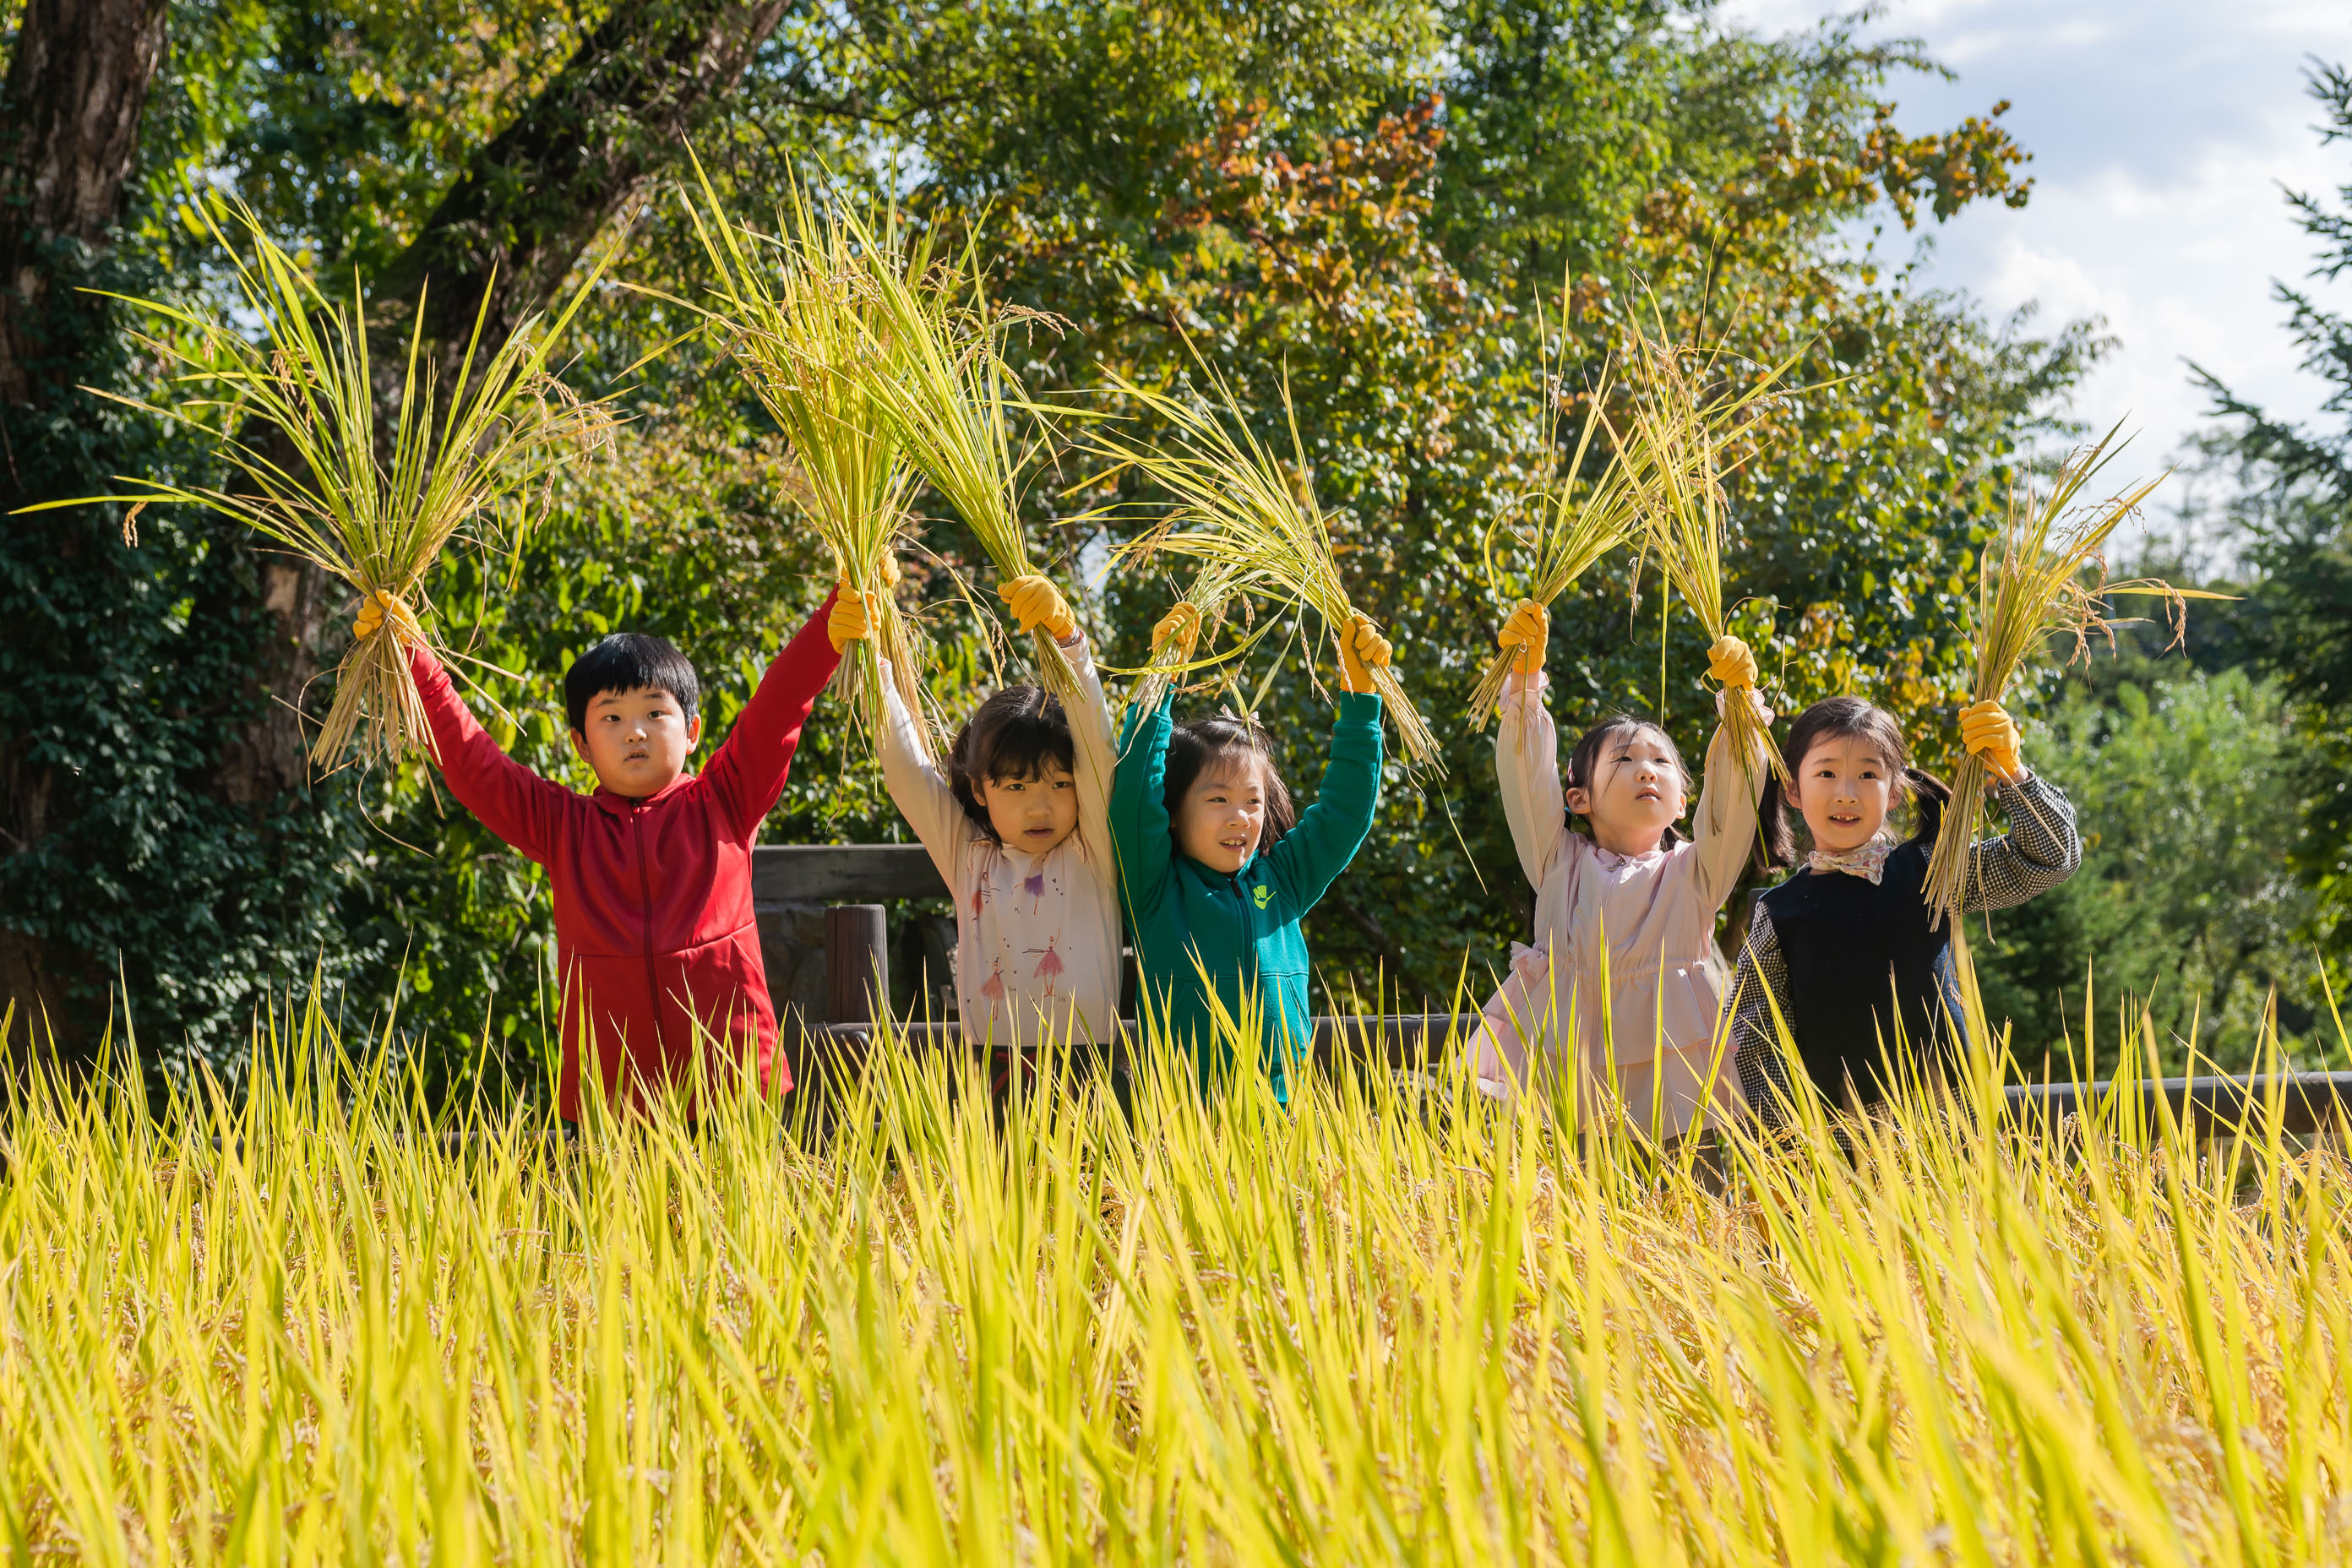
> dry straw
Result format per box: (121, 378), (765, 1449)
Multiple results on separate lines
(1117, 552), (1255, 719)
(1092, 364), (1442, 770)
(1923, 424), (2195, 927)
(1616, 315), (1801, 798)
(34, 195), (615, 767)
(835, 215), (1081, 700)
(1466, 371), (1642, 730)
(672, 155), (930, 749)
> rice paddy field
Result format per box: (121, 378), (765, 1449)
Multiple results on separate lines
(3, 980), (2348, 1565)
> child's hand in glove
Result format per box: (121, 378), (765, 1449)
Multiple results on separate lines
(1338, 612), (1392, 695)
(1707, 635), (1758, 690)
(1152, 602), (1201, 662)
(1497, 599), (1549, 678)
(1000, 574), (1076, 641)
(1960, 699), (2026, 784)
(827, 580), (869, 653)
(352, 588), (422, 646)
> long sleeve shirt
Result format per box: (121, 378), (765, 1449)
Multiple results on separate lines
(409, 591), (840, 1119)
(874, 634), (1122, 1046)
(1109, 690), (1385, 1100)
(1731, 773), (2082, 1121)
(1476, 670), (1763, 1091)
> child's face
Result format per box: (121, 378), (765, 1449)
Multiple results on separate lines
(1563, 726), (1686, 857)
(979, 762), (1080, 855)
(1175, 754), (1269, 875)
(569, 685), (703, 798)
(1794, 734), (1894, 854)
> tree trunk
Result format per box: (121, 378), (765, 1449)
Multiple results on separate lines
(0, 0), (172, 1051)
(373, 0), (791, 368)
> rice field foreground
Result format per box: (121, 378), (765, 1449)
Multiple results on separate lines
(3, 1001), (2349, 1565)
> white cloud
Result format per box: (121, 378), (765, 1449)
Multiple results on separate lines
(1718, 0), (2352, 515)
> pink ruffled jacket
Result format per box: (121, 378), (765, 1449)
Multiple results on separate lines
(1467, 672), (1764, 1130)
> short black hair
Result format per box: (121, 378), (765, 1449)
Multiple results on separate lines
(947, 683), (1075, 837)
(564, 634), (700, 734)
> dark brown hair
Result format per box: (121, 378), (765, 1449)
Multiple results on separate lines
(1162, 712), (1298, 847)
(1566, 714), (1690, 849)
(1757, 695), (1950, 868)
(946, 684), (1075, 839)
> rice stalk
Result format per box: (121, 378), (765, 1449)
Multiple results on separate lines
(1089, 364), (1442, 770)
(1465, 370), (1643, 730)
(672, 153), (931, 749)
(1922, 425), (2186, 927)
(1110, 547), (1257, 719)
(1614, 315), (1803, 794)
(31, 195), (617, 768)
(831, 214), (1080, 700)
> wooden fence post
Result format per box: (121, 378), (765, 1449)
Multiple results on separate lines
(825, 905), (888, 1026)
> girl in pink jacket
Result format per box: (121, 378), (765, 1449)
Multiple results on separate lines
(1465, 600), (1768, 1137)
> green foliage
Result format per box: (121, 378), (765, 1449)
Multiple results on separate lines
(1971, 650), (2332, 1074)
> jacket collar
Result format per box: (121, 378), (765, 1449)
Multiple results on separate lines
(590, 770), (696, 816)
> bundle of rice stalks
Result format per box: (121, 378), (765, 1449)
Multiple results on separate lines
(834, 220), (1080, 699)
(1922, 425), (2191, 927)
(1616, 320), (1800, 796)
(1465, 374), (1643, 730)
(1091, 366), (1442, 770)
(674, 155), (928, 748)
(1113, 550), (1256, 719)
(39, 196), (614, 767)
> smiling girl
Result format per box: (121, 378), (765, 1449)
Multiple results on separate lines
(830, 574), (1121, 1070)
(1464, 600), (1768, 1137)
(1111, 603), (1391, 1099)
(1729, 695), (2082, 1124)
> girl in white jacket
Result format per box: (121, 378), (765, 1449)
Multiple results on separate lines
(830, 576), (1122, 1086)
(1466, 599), (1768, 1137)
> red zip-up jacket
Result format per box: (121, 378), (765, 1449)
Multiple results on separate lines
(410, 593), (840, 1119)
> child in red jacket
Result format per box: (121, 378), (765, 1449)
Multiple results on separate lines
(362, 587), (841, 1121)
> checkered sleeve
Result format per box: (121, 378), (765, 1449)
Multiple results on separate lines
(1729, 901), (1801, 1128)
(1960, 774), (2082, 914)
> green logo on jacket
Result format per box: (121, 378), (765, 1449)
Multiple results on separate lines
(1253, 885), (1271, 909)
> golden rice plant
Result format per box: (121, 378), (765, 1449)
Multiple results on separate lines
(672, 155), (930, 749)
(1114, 549), (1255, 718)
(1922, 424), (2191, 926)
(3, 936), (2346, 1562)
(833, 215), (1081, 699)
(1616, 317), (1802, 795)
(1090, 364), (1443, 769)
(1465, 372), (1643, 730)
(35, 195), (615, 767)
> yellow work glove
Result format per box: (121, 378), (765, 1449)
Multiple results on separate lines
(1151, 602), (1201, 663)
(1707, 634), (1758, 690)
(1960, 699), (2023, 781)
(1000, 574), (1077, 641)
(1338, 612), (1392, 695)
(827, 580), (869, 654)
(351, 588), (422, 646)
(1497, 599), (1549, 678)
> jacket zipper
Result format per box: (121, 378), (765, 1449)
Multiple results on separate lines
(634, 802), (658, 1052)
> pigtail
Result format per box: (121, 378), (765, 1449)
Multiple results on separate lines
(1756, 770), (1797, 868)
(1900, 766), (1950, 851)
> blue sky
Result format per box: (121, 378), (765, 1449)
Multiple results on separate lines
(1720, 0), (2352, 545)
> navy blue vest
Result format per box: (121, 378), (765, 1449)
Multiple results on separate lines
(1757, 838), (1967, 1109)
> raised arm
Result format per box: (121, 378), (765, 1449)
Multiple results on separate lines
(1266, 691), (1386, 913)
(873, 656), (972, 885)
(700, 586), (842, 840)
(408, 644), (572, 864)
(1960, 774), (2082, 914)
(1689, 704), (1768, 909)
(1110, 689), (1179, 916)
(1059, 631), (1119, 866)
(1494, 667), (1565, 890)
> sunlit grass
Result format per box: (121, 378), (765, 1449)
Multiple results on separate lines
(2, 964), (2346, 1564)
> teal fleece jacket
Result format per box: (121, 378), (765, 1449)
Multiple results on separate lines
(1110, 690), (1384, 1097)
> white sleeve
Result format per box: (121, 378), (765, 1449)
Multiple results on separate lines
(875, 657), (970, 886)
(1059, 631), (1118, 868)
(1494, 667), (1566, 891)
(1690, 699), (1766, 908)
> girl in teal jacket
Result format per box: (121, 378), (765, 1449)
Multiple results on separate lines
(1110, 608), (1391, 1098)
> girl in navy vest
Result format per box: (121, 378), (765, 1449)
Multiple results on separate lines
(1729, 695), (2082, 1124)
